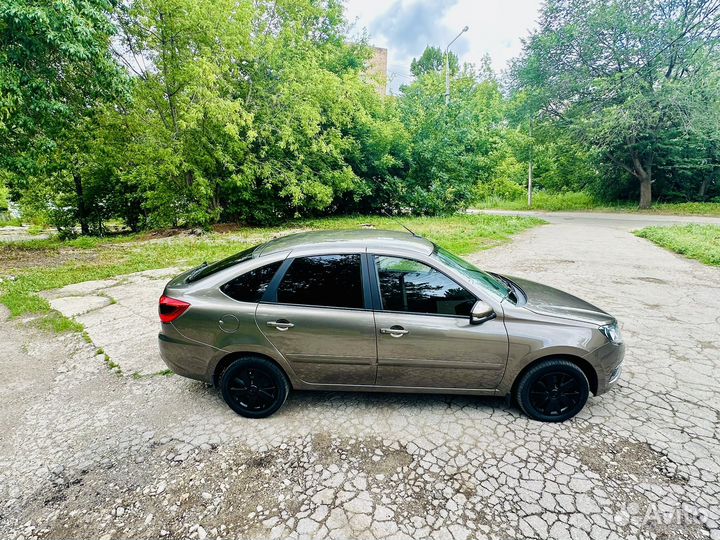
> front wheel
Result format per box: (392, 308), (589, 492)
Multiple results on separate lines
(515, 359), (590, 422)
(220, 356), (289, 418)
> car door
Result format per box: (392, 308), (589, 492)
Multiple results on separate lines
(255, 253), (377, 385)
(371, 255), (508, 389)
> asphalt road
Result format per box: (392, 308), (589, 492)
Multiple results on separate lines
(470, 208), (720, 229)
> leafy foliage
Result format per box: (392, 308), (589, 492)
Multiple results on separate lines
(1, 0), (719, 233)
(398, 66), (505, 213)
(0, 0), (129, 234)
(410, 46), (459, 77)
(510, 0), (720, 207)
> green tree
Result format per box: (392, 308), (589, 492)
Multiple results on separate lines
(399, 66), (505, 213)
(220, 0), (381, 223)
(112, 0), (254, 227)
(511, 0), (720, 207)
(0, 0), (128, 233)
(410, 46), (459, 78)
(108, 0), (389, 226)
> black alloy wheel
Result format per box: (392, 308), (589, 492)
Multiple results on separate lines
(220, 356), (289, 418)
(515, 359), (590, 422)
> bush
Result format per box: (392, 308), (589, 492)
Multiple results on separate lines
(530, 191), (597, 210)
(473, 177), (526, 201)
(474, 190), (598, 211)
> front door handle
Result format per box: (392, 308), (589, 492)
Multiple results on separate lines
(267, 319), (294, 331)
(380, 325), (409, 337)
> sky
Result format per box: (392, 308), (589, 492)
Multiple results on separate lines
(343, 0), (543, 92)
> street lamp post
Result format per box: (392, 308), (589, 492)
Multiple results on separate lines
(528, 116), (533, 207)
(445, 26), (468, 105)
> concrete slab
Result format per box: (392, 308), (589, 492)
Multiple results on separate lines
(48, 295), (112, 317)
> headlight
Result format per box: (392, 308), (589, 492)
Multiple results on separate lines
(599, 322), (623, 344)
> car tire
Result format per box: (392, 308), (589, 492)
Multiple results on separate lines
(515, 359), (589, 422)
(220, 356), (289, 419)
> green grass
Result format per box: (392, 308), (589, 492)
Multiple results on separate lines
(629, 202), (720, 217)
(31, 311), (85, 333)
(476, 191), (598, 211)
(0, 233), (142, 251)
(104, 354), (122, 374)
(636, 224), (720, 266)
(475, 191), (720, 216)
(132, 368), (175, 379)
(0, 214), (544, 321)
(294, 214), (544, 254)
(0, 217), (23, 227)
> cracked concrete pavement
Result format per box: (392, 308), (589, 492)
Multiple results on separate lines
(1, 214), (719, 539)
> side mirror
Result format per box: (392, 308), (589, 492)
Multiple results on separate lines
(470, 300), (496, 325)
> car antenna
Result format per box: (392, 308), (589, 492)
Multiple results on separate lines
(381, 209), (421, 237)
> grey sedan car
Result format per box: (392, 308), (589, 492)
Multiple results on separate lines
(158, 229), (624, 422)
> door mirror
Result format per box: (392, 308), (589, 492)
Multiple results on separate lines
(470, 300), (495, 325)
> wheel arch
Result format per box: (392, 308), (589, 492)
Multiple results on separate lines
(510, 354), (598, 398)
(212, 351), (293, 388)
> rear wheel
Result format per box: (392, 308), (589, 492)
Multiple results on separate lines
(220, 356), (289, 418)
(515, 359), (589, 422)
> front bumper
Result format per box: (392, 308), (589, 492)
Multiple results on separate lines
(585, 340), (625, 395)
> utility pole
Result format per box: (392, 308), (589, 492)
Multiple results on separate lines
(528, 116), (534, 207)
(445, 26), (468, 105)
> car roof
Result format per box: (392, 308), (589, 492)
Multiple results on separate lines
(255, 229), (435, 257)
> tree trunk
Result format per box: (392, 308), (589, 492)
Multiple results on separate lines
(639, 174), (652, 209)
(631, 153), (652, 209)
(73, 173), (90, 235)
(698, 177), (710, 199)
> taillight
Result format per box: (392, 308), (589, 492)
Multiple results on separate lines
(159, 295), (190, 323)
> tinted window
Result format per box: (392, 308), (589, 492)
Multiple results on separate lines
(188, 245), (257, 282)
(375, 256), (475, 316)
(432, 246), (510, 298)
(277, 255), (363, 309)
(221, 261), (282, 303)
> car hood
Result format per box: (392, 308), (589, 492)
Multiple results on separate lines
(507, 276), (615, 326)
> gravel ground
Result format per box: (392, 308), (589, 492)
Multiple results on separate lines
(1, 217), (719, 540)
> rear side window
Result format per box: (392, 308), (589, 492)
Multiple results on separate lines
(277, 255), (363, 309)
(188, 246), (257, 282)
(221, 261), (282, 303)
(375, 256), (475, 316)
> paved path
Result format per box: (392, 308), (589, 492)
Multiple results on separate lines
(471, 208), (720, 229)
(0, 225), (51, 242)
(1, 218), (719, 540)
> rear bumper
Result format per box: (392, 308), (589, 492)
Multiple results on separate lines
(158, 325), (216, 383)
(585, 341), (625, 395)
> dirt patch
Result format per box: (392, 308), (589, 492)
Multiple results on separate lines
(577, 438), (688, 485)
(14, 441), (303, 540)
(9, 434), (422, 540)
(0, 246), (102, 272)
(311, 432), (414, 476)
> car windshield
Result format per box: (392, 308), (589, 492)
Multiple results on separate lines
(186, 245), (257, 282)
(432, 246), (511, 299)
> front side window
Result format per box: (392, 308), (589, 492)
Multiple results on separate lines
(221, 261), (282, 303)
(375, 256), (475, 316)
(277, 254), (364, 309)
(432, 246), (510, 299)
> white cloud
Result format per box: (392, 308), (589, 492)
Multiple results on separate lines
(343, 0), (542, 92)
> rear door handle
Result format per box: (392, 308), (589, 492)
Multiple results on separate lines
(380, 326), (409, 337)
(267, 320), (294, 331)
